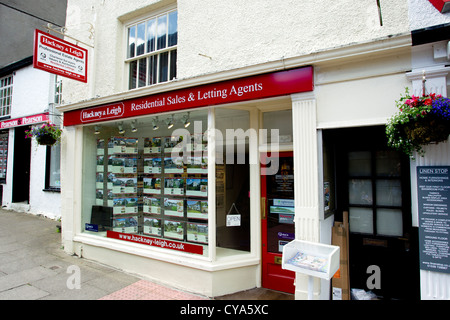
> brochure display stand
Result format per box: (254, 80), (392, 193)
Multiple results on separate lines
(93, 135), (209, 247)
(282, 240), (340, 299)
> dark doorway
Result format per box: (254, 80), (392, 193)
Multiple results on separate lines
(324, 126), (420, 300)
(12, 126), (31, 203)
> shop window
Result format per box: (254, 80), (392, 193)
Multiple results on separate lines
(45, 142), (61, 190)
(0, 74), (13, 118)
(44, 76), (62, 191)
(83, 110), (209, 256)
(81, 106), (257, 258)
(262, 109), (292, 144)
(215, 108), (251, 252)
(126, 9), (177, 89)
(54, 76), (63, 105)
(0, 131), (8, 182)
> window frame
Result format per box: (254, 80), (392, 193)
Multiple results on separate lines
(0, 74), (13, 118)
(124, 6), (178, 90)
(44, 142), (61, 192)
(44, 75), (62, 192)
(346, 149), (406, 237)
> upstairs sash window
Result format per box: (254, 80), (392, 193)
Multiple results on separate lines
(127, 9), (177, 89)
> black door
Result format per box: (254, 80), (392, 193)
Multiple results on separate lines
(12, 126), (31, 203)
(326, 126), (420, 300)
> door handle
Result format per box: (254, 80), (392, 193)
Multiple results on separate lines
(261, 197), (266, 220)
(274, 256), (282, 265)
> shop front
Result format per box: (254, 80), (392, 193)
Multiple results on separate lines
(59, 66), (314, 297)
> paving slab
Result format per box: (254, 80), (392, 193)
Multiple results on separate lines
(0, 209), (293, 301)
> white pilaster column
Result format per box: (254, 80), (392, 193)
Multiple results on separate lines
(406, 65), (449, 97)
(60, 125), (83, 254)
(291, 92), (320, 299)
(407, 65), (450, 300)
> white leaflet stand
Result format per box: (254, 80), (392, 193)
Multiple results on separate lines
(282, 240), (340, 300)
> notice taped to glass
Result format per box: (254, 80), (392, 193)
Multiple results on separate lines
(417, 166), (450, 273)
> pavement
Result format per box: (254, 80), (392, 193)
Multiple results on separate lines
(0, 208), (294, 301)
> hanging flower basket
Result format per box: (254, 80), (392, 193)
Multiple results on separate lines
(36, 134), (57, 146)
(25, 123), (62, 146)
(386, 88), (450, 159)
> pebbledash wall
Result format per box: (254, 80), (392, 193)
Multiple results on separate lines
(58, 0), (449, 299)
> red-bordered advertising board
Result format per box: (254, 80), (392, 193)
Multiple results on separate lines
(63, 66), (313, 126)
(33, 29), (88, 83)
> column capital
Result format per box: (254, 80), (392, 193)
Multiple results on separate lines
(291, 91), (316, 103)
(406, 65), (450, 81)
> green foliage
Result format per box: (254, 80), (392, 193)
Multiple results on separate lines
(386, 88), (450, 159)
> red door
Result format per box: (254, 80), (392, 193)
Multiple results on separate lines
(261, 152), (295, 293)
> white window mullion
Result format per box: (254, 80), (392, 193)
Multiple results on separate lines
(156, 53), (160, 83)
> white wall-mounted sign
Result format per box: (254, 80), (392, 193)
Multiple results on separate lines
(33, 29), (88, 83)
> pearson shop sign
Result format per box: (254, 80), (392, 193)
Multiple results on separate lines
(63, 66), (313, 126)
(0, 113), (49, 129)
(33, 29), (88, 83)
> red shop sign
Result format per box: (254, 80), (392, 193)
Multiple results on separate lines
(0, 113), (50, 129)
(63, 66), (313, 126)
(107, 230), (204, 255)
(33, 29), (88, 83)
(428, 0), (450, 13)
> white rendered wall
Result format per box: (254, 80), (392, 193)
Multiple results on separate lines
(62, 0), (410, 105)
(408, 0), (450, 30)
(2, 65), (61, 220)
(10, 65), (52, 118)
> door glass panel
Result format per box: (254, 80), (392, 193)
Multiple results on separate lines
(376, 179), (402, 206)
(349, 207), (373, 234)
(266, 156), (295, 253)
(376, 150), (401, 177)
(349, 179), (373, 205)
(377, 209), (403, 236)
(348, 151), (371, 177)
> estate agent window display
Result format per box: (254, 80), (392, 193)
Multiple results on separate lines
(85, 109), (212, 256)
